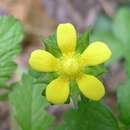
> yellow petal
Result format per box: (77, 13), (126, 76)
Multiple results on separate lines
(46, 76), (70, 104)
(57, 23), (77, 54)
(80, 41), (112, 66)
(76, 74), (105, 101)
(29, 49), (58, 72)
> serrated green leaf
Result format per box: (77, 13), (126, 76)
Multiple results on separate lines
(113, 8), (130, 44)
(117, 80), (130, 125)
(76, 31), (89, 53)
(55, 101), (119, 130)
(9, 74), (54, 130)
(42, 33), (62, 57)
(0, 16), (24, 85)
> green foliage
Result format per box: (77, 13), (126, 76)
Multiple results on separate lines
(9, 74), (54, 130)
(2, 12), (129, 130)
(124, 53), (130, 78)
(91, 7), (130, 86)
(42, 30), (90, 58)
(0, 92), (9, 101)
(92, 8), (130, 128)
(70, 80), (79, 106)
(84, 65), (107, 77)
(91, 8), (130, 67)
(113, 8), (130, 44)
(0, 16), (24, 86)
(117, 80), (130, 126)
(76, 31), (89, 53)
(91, 31), (124, 65)
(42, 33), (62, 57)
(29, 67), (59, 84)
(55, 101), (119, 130)
(93, 16), (112, 31)
(113, 8), (130, 77)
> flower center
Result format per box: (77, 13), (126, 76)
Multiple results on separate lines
(60, 57), (80, 79)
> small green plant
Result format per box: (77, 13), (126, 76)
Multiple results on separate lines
(92, 7), (130, 129)
(0, 8), (130, 129)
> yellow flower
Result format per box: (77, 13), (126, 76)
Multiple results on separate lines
(29, 23), (112, 104)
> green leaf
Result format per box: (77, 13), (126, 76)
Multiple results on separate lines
(42, 33), (62, 57)
(113, 8), (130, 44)
(0, 81), (6, 88)
(117, 80), (130, 125)
(123, 42), (130, 78)
(91, 31), (124, 65)
(124, 53), (130, 78)
(54, 125), (65, 130)
(94, 15), (112, 32)
(0, 92), (9, 101)
(0, 16), (24, 85)
(9, 74), (54, 130)
(56, 101), (119, 130)
(76, 31), (89, 53)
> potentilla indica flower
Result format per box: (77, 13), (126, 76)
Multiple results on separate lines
(29, 23), (112, 104)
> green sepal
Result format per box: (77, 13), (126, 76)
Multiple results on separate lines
(29, 67), (59, 84)
(70, 80), (80, 106)
(76, 30), (90, 53)
(41, 33), (62, 57)
(84, 65), (107, 77)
